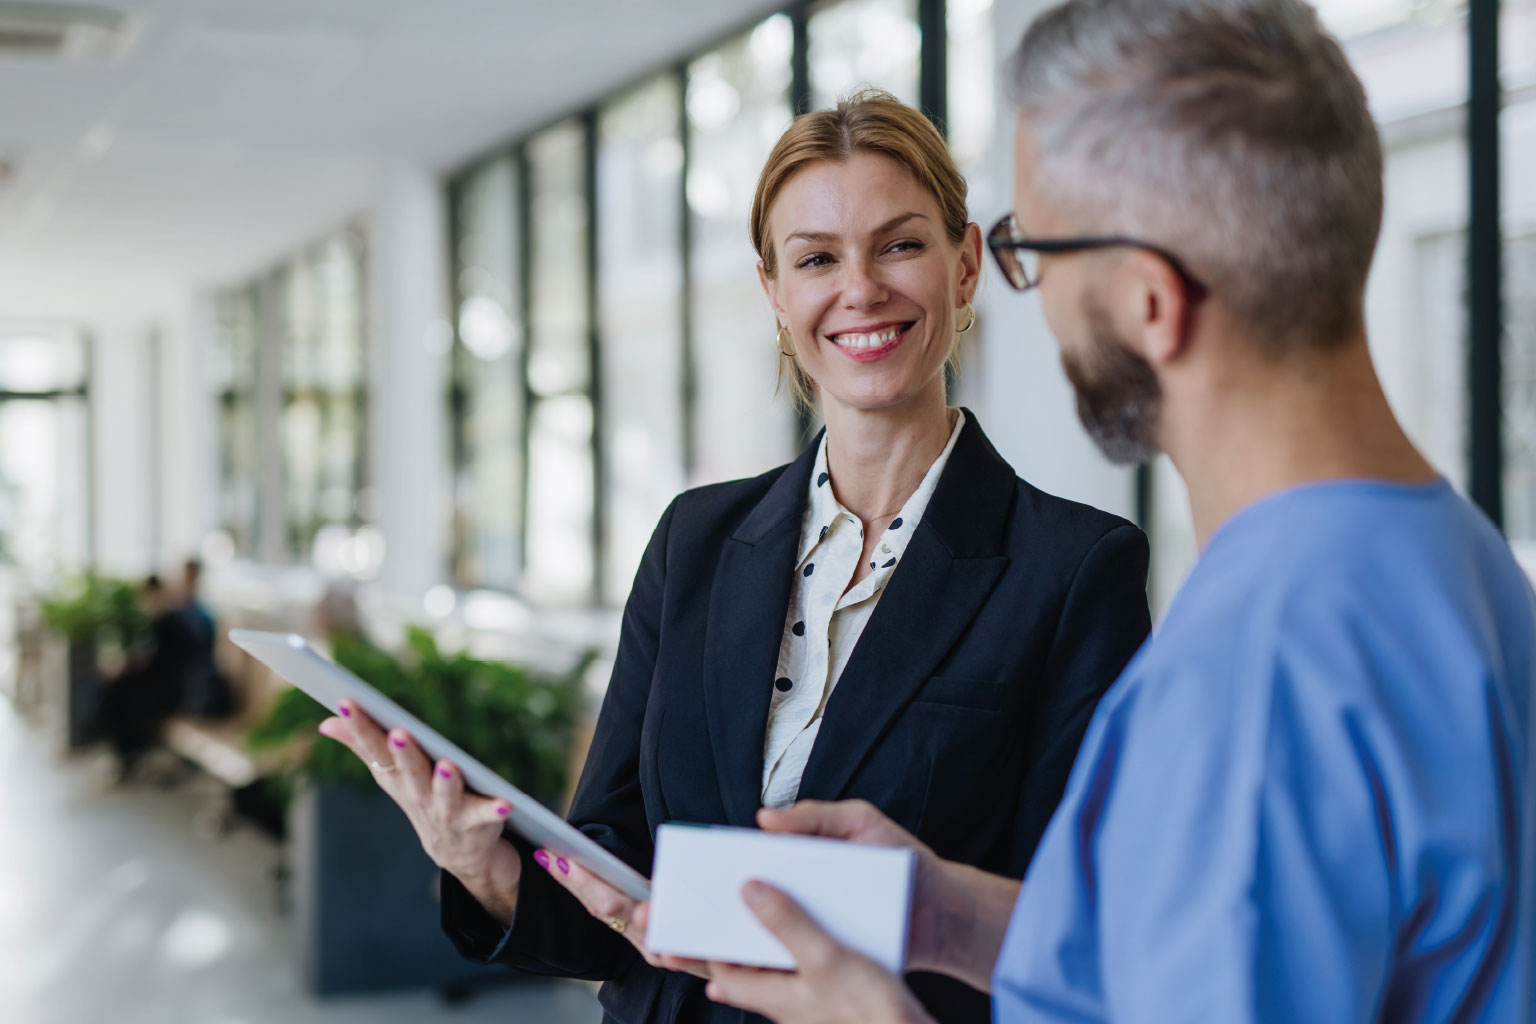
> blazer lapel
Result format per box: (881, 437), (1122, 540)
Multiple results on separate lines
(702, 434), (821, 826)
(797, 411), (1016, 802)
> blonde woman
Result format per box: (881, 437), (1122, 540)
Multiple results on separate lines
(322, 92), (1150, 1024)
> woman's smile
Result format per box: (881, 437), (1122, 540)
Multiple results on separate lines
(826, 320), (917, 362)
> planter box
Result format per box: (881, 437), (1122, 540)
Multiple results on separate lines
(291, 782), (507, 996)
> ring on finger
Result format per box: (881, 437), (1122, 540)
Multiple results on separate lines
(370, 760), (398, 773)
(607, 917), (628, 934)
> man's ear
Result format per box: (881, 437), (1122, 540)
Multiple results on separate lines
(1128, 250), (1197, 367)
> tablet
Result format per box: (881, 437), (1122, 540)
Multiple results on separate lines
(229, 629), (651, 902)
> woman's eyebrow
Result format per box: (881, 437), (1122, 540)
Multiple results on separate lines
(783, 211), (929, 247)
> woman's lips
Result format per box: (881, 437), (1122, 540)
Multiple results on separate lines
(827, 322), (913, 363)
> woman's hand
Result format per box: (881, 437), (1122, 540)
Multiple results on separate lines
(533, 852), (713, 980)
(705, 882), (935, 1024)
(317, 699), (523, 924)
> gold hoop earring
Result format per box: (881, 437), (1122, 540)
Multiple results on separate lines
(955, 303), (976, 335)
(776, 324), (796, 357)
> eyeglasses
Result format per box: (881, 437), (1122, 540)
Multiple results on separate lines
(987, 214), (1208, 299)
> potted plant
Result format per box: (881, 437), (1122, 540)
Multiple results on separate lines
(40, 573), (151, 749)
(247, 627), (592, 996)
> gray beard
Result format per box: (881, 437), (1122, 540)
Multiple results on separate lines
(1060, 296), (1163, 466)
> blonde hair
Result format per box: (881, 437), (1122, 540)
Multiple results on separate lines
(750, 90), (971, 407)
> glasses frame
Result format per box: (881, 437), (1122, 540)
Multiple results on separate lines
(987, 214), (1208, 299)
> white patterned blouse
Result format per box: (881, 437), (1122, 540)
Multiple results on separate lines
(760, 408), (967, 809)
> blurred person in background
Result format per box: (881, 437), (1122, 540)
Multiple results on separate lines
(684, 1), (1535, 1021)
(97, 575), (191, 778)
(175, 557), (231, 718)
(318, 91), (1154, 1023)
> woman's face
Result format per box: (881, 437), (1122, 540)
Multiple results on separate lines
(760, 151), (981, 416)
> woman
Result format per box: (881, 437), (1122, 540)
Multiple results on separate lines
(320, 91), (1150, 1023)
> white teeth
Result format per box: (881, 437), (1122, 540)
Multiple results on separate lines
(831, 325), (904, 349)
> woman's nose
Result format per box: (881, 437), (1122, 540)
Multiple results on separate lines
(839, 257), (888, 308)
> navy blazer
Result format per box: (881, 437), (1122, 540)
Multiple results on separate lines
(443, 411), (1151, 1023)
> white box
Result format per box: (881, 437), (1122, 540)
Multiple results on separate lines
(646, 823), (915, 972)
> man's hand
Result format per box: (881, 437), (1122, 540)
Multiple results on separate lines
(756, 800), (948, 972)
(705, 882), (935, 1024)
(759, 800), (1021, 991)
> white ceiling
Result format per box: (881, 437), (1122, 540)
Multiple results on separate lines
(0, 0), (786, 312)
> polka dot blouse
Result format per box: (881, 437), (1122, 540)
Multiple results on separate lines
(760, 409), (967, 809)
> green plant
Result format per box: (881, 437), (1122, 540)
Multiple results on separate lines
(40, 573), (151, 651)
(247, 627), (593, 809)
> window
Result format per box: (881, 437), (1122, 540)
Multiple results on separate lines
(687, 17), (800, 485)
(445, 0), (977, 605)
(946, 0), (996, 172)
(278, 228), (370, 562)
(213, 286), (262, 555)
(525, 120), (597, 604)
(451, 155), (524, 591)
(599, 76), (688, 603)
(807, 0), (922, 108)
(1506, 234), (1536, 549)
(0, 331), (91, 576)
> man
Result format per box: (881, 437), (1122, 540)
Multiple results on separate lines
(176, 557), (231, 717)
(675, 0), (1535, 1019)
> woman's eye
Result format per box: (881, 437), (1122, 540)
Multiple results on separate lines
(796, 253), (832, 269)
(888, 239), (925, 254)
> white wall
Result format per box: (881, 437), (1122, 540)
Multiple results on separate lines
(970, 0), (1140, 522)
(367, 165), (451, 605)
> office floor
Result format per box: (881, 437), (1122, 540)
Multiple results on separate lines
(0, 699), (601, 1024)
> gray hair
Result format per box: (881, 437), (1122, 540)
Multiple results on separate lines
(1009, 0), (1383, 348)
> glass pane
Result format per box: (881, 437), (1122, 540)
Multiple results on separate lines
(0, 332), (87, 394)
(1505, 234), (1536, 551)
(524, 395), (595, 603)
(0, 396), (89, 575)
(454, 154), (524, 590)
(279, 229), (369, 561)
(599, 75), (687, 604)
(808, 0), (921, 109)
(528, 120), (591, 397)
(213, 287), (261, 553)
(688, 17), (800, 484)
(946, 0), (996, 171)
(318, 230), (366, 392)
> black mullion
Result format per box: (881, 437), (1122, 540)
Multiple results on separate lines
(791, 3), (816, 448)
(353, 229), (370, 529)
(678, 62), (698, 480)
(584, 110), (606, 604)
(918, 0), (947, 134)
(1468, 0), (1503, 529)
(792, 3), (811, 116)
(83, 330), (97, 567)
(516, 143), (536, 584)
(445, 178), (470, 582)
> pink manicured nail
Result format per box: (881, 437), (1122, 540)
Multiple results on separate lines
(556, 857), (569, 875)
(338, 704), (352, 717)
(496, 804), (510, 818)
(390, 735), (406, 749)
(437, 766), (452, 780)
(533, 849), (550, 869)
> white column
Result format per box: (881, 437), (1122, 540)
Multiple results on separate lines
(368, 164), (450, 604)
(971, 0), (1137, 522)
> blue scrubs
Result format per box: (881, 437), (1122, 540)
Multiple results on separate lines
(994, 480), (1534, 1022)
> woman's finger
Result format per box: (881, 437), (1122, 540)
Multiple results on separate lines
(384, 728), (433, 800)
(338, 700), (394, 767)
(538, 851), (637, 925)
